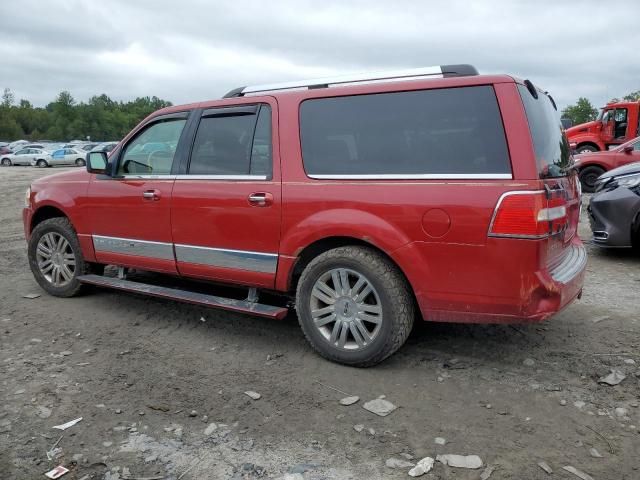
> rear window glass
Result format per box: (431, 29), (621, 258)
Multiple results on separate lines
(299, 86), (511, 177)
(517, 84), (572, 178)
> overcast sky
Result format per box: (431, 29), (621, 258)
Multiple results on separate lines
(1, 0), (639, 110)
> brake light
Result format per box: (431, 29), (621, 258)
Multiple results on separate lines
(489, 191), (567, 238)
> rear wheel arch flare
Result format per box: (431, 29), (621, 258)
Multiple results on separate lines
(289, 236), (415, 302)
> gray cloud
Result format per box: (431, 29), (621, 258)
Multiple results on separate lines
(1, 0), (639, 110)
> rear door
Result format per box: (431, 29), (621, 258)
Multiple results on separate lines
(171, 101), (281, 288)
(87, 112), (191, 273)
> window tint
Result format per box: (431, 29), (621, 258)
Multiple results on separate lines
(517, 84), (572, 178)
(118, 119), (186, 175)
(299, 86), (511, 176)
(188, 105), (272, 177)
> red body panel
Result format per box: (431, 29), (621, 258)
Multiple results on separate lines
(566, 101), (640, 151)
(573, 137), (640, 172)
(23, 73), (585, 325)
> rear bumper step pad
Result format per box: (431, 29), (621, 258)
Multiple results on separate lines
(77, 274), (288, 320)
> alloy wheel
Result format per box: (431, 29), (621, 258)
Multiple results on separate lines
(309, 268), (383, 350)
(36, 232), (76, 286)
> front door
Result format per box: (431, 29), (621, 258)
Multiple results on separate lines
(87, 113), (190, 273)
(171, 102), (281, 288)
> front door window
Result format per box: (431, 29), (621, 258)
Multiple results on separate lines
(118, 119), (186, 175)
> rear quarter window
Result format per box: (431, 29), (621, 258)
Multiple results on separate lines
(299, 85), (511, 177)
(517, 84), (572, 178)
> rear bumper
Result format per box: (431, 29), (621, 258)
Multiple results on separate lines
(396, 238), (586, 324)
(588, 187), (640, 248)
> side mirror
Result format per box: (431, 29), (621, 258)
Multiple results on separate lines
(623, 145), (633, 154)
(86, 151), (108, 174)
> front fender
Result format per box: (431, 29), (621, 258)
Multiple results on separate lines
(570, 134), (604, 151)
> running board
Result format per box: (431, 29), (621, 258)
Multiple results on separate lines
(77, 274), (288, 320)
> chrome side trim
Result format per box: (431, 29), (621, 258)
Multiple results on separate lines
(92, 235), (174, 260)
(175, 244), (278, 273)
(309, 173), (513, 180)
(550, 243), (587, 283)
(174, 175), (268, 181)
(119, 174), (268, 181)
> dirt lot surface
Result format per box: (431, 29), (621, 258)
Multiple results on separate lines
(1, 166), (639, 480)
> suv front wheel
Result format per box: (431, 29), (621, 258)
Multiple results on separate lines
(27, 218), (89, 297)
(296, 246), (414, 367)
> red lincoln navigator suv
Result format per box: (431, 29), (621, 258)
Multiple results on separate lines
(23, 64), (586, 366)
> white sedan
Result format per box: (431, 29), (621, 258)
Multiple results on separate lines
(33, 148), (87, 167)
(1, 148), (51, 166)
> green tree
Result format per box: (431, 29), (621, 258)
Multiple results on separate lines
(561, 97), (598, 125)
(623, 90), (640, 102)
(1, 88), (14, 107)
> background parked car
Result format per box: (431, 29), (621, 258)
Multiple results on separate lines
(34, 148), (86, 167)
(90, 142), (118, 153)
(1, 148), (51, 166)
(0, 145), (12, 155)
(574, 136), (640, 192)
(589, 161), (640, 248)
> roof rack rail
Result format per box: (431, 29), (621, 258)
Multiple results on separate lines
(222, 64), (478, 98)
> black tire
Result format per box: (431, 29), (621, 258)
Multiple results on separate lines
(75, 158), (85, 166)
(36, 159), (48, 168)
(579, 165), (605, 193)
(295, 246), (414, 367)
(577, 144), (598, 154)
(27, 217), (89, 297)
(1, 158), (11, 166)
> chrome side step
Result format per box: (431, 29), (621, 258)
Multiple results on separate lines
(77, 274), (288, 320)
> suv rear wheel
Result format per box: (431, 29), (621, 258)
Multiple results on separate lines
(296, 246), (414, 366)
(28, 218), (88, 297)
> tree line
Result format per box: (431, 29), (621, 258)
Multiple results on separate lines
(561, 90), (640, 126)
(0, 88), (172, 142)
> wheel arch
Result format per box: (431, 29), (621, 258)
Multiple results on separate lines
(576, 141), (601, 152)
(284, 235), (418, 310)
(30, 205), (69, 233)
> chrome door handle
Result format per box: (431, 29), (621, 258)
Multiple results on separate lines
(142, 190), (160, 201)
(248, 192), (273, 207)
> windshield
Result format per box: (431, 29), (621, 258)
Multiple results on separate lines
(518, 84), (573, 178)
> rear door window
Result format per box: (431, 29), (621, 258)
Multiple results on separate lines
(299, 86), (511, 177)
(517, 84), (572, 178)
(187, 104), (272, 177)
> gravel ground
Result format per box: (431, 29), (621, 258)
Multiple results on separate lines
(1, 166), (639, 480)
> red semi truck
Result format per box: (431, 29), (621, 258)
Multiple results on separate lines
(566, 100), (640, 154)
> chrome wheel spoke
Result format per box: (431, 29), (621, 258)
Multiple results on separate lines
(40, 261), (54, 274)
(354, 284), (373, 303)
(312, 305), (335, 317)
(312, 286), (336, 305)
(329, 320), (342, 344)
(359, 303), (382, 315)
(349, 323), (365, 348)
(314, 313), (336, 327)
(37, 242), (52, 257)
(353, 318), (372, 343)
(356, 311), (381, 324)
(60, 265), (74, 281)
(337, 322), (348, 348)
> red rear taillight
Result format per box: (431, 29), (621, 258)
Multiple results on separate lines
(489, 191), (567, 239)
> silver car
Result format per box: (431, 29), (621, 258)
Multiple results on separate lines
(33, 148), (87, 167)
(1, 148), (51, 166)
